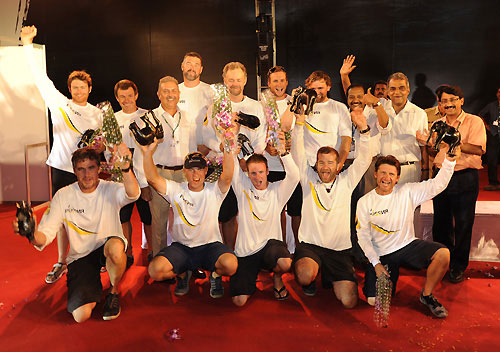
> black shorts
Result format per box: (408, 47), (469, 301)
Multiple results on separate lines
(66, 245), (106, 313)
(51, 167), (77, 196)
(267, 171), (302, 217)
(230, 239), (291, 297)
(119, 197), (152, 225)
(156, 241), (233, 274)
(218, 186), (238, 223)
(362, 239), (445, 298)
(294, 242), (356, 284)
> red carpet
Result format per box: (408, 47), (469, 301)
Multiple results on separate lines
(1, 200), (499, 351)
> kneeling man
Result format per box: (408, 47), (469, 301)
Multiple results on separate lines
(143, 140), (238, 298)
(356, 148), (459, 318)
(14, 145), (140, 322)
(230, 133), (299, 306)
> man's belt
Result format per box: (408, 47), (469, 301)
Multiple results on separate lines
(156, 164), (183, 171)
(400, 161), (418, 166)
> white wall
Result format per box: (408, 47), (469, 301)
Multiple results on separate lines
(0, 44), (50, 202)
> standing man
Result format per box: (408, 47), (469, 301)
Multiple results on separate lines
(148, 76), (196, 256)
(21, 26), (103, 284)
(478, 87), (500, 191)
(14, 145), (140, 322)
(264, 66), (302, 246)
(230, 138), (299, 306)
(291, 107), (372, 308)
(373, 80), (388, 100)
(425, 85), (486, 283)
(142, 139), (238, 299)
(114, 79), (153, 265)
(356, 151), (458, 318)
(203, 62), (267, 249)
(339, 55), (387, 100)
(178, 52), (212, 151)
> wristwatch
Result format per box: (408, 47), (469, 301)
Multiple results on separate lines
(359, 126), (371, 134)
(121, 166), (131, 173)
(372, 101), (381, 108)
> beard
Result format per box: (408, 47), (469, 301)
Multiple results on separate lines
(184, 70), (199, 81)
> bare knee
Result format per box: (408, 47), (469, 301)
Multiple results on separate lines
(340, 294), (358, 309)
(334, 281), (358, 309)
(232, 295), (249, 307)
(72, 303), (95, 323)
(294, 258), (317, 286)
(216, 253), (238, 276)
(148, 257), (174, 281)
(275, 258), (292, 273)
(432, 248), (450, 267)
(105, 238), (126, 264)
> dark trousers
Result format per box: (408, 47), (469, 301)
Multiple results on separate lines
(432, 168), (479, 272)
(486, 131), (500, 185)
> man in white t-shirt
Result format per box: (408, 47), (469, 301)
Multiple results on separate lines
(291, 107), (372, 308)
(356, 149), (459, 318)
(114, 79), (152, 265)
(141, 138), (238, 298)
(230, 138), (299, 306)
(202, 62), (267, 250)
(178, 52), (212, 151)
(14, 145), (140, 322)
(21, 26), (103, 284)
(263, 66), (302, 246)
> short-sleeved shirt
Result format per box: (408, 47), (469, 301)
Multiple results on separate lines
(432, 111), (486, 171)
(161, 181), (228, 247)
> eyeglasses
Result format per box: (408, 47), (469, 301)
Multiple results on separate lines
(268, 66), (286, 75)
(440, 97), (460, 104)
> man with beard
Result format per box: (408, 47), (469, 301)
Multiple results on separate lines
(203, 62), (267, 249)
(264, 66), (302, 246)
(148, 76), (196, 257)
(291, 106), (372, 308)
(418, 85), (486, 283)
(178, 52), (212, 152)
(21, 25), (103, 284)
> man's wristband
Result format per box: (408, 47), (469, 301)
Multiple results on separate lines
(280, 151), (289, 157)
(359, 125), (371, 134)
(121, 166), (131, 173)
(372, 101), (381, 108)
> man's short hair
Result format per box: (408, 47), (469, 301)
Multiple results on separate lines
(222, 62), (247, 78)
(267, 65), (287, 82)
(434, 84), (449, 98)
(246, 153), (268, 169)
(67, 70), (92, 90)
(114, 79), (138, 97)
(71, 147), (100, 170)
(158, 76), (179, 91)
(183, 51), (203, 66)
(387, 72), (410, 88)
(374, 80), (387, 87)
(305, 70), (332, 88)
(346, 83), (365, 96)
(375, 155), (401, 176)
(437, 85), (463, 100)
(316, 146), (339, 161)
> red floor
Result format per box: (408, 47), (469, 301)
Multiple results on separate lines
(1, 203), (499, 352)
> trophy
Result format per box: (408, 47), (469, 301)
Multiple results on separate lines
(374, 268), (392, 328)
(238, 133), (254, 159)
(290, 86), (317, 115)
(235, 112), (261, 129)
(261, 88), (286, 155)
(426, 121), (461, 157)
(129, 110), (164, 146)
(16, 201), (35, 242)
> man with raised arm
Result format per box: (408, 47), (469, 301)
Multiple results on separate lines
(142, 137), (238, 298)
(21, 25), (103, 284)
(14, 145), (140, 322)
(114, 79), (153, 265)
(230, 132), (299, 306)
(291, 106), (372, 308)
(356, 147), (460, 318)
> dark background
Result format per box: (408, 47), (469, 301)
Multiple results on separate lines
(25, 0), (500, 113)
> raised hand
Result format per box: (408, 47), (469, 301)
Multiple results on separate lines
(363, 88), (380, 107)
(350, 107), (368, 131)
(340, 55), (357, 76)
(20, 26), (37, 45)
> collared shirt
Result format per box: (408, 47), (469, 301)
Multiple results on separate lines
(478, 100), (500, 136)
(151, 104), (195, 167)
(433, 111), (486, 171)
(425, 106), (444, 130)
(372, 100), (428, 163)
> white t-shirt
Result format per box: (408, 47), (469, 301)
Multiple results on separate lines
(36, 180), (139, 264)
(24, 44), (102, 173)
(263, 96), (292, 172)
(161, 181), (228, 247)
(203, 96), (267, 155)
(303, 99), (352, 166)
(356, 158), (456, 266)
(232, 154), (299, 257)
(292, 124), (372, 251)
(115, 108), (149, 188)
(369, 100), (428, 163)
(178, 81), (212, 145)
